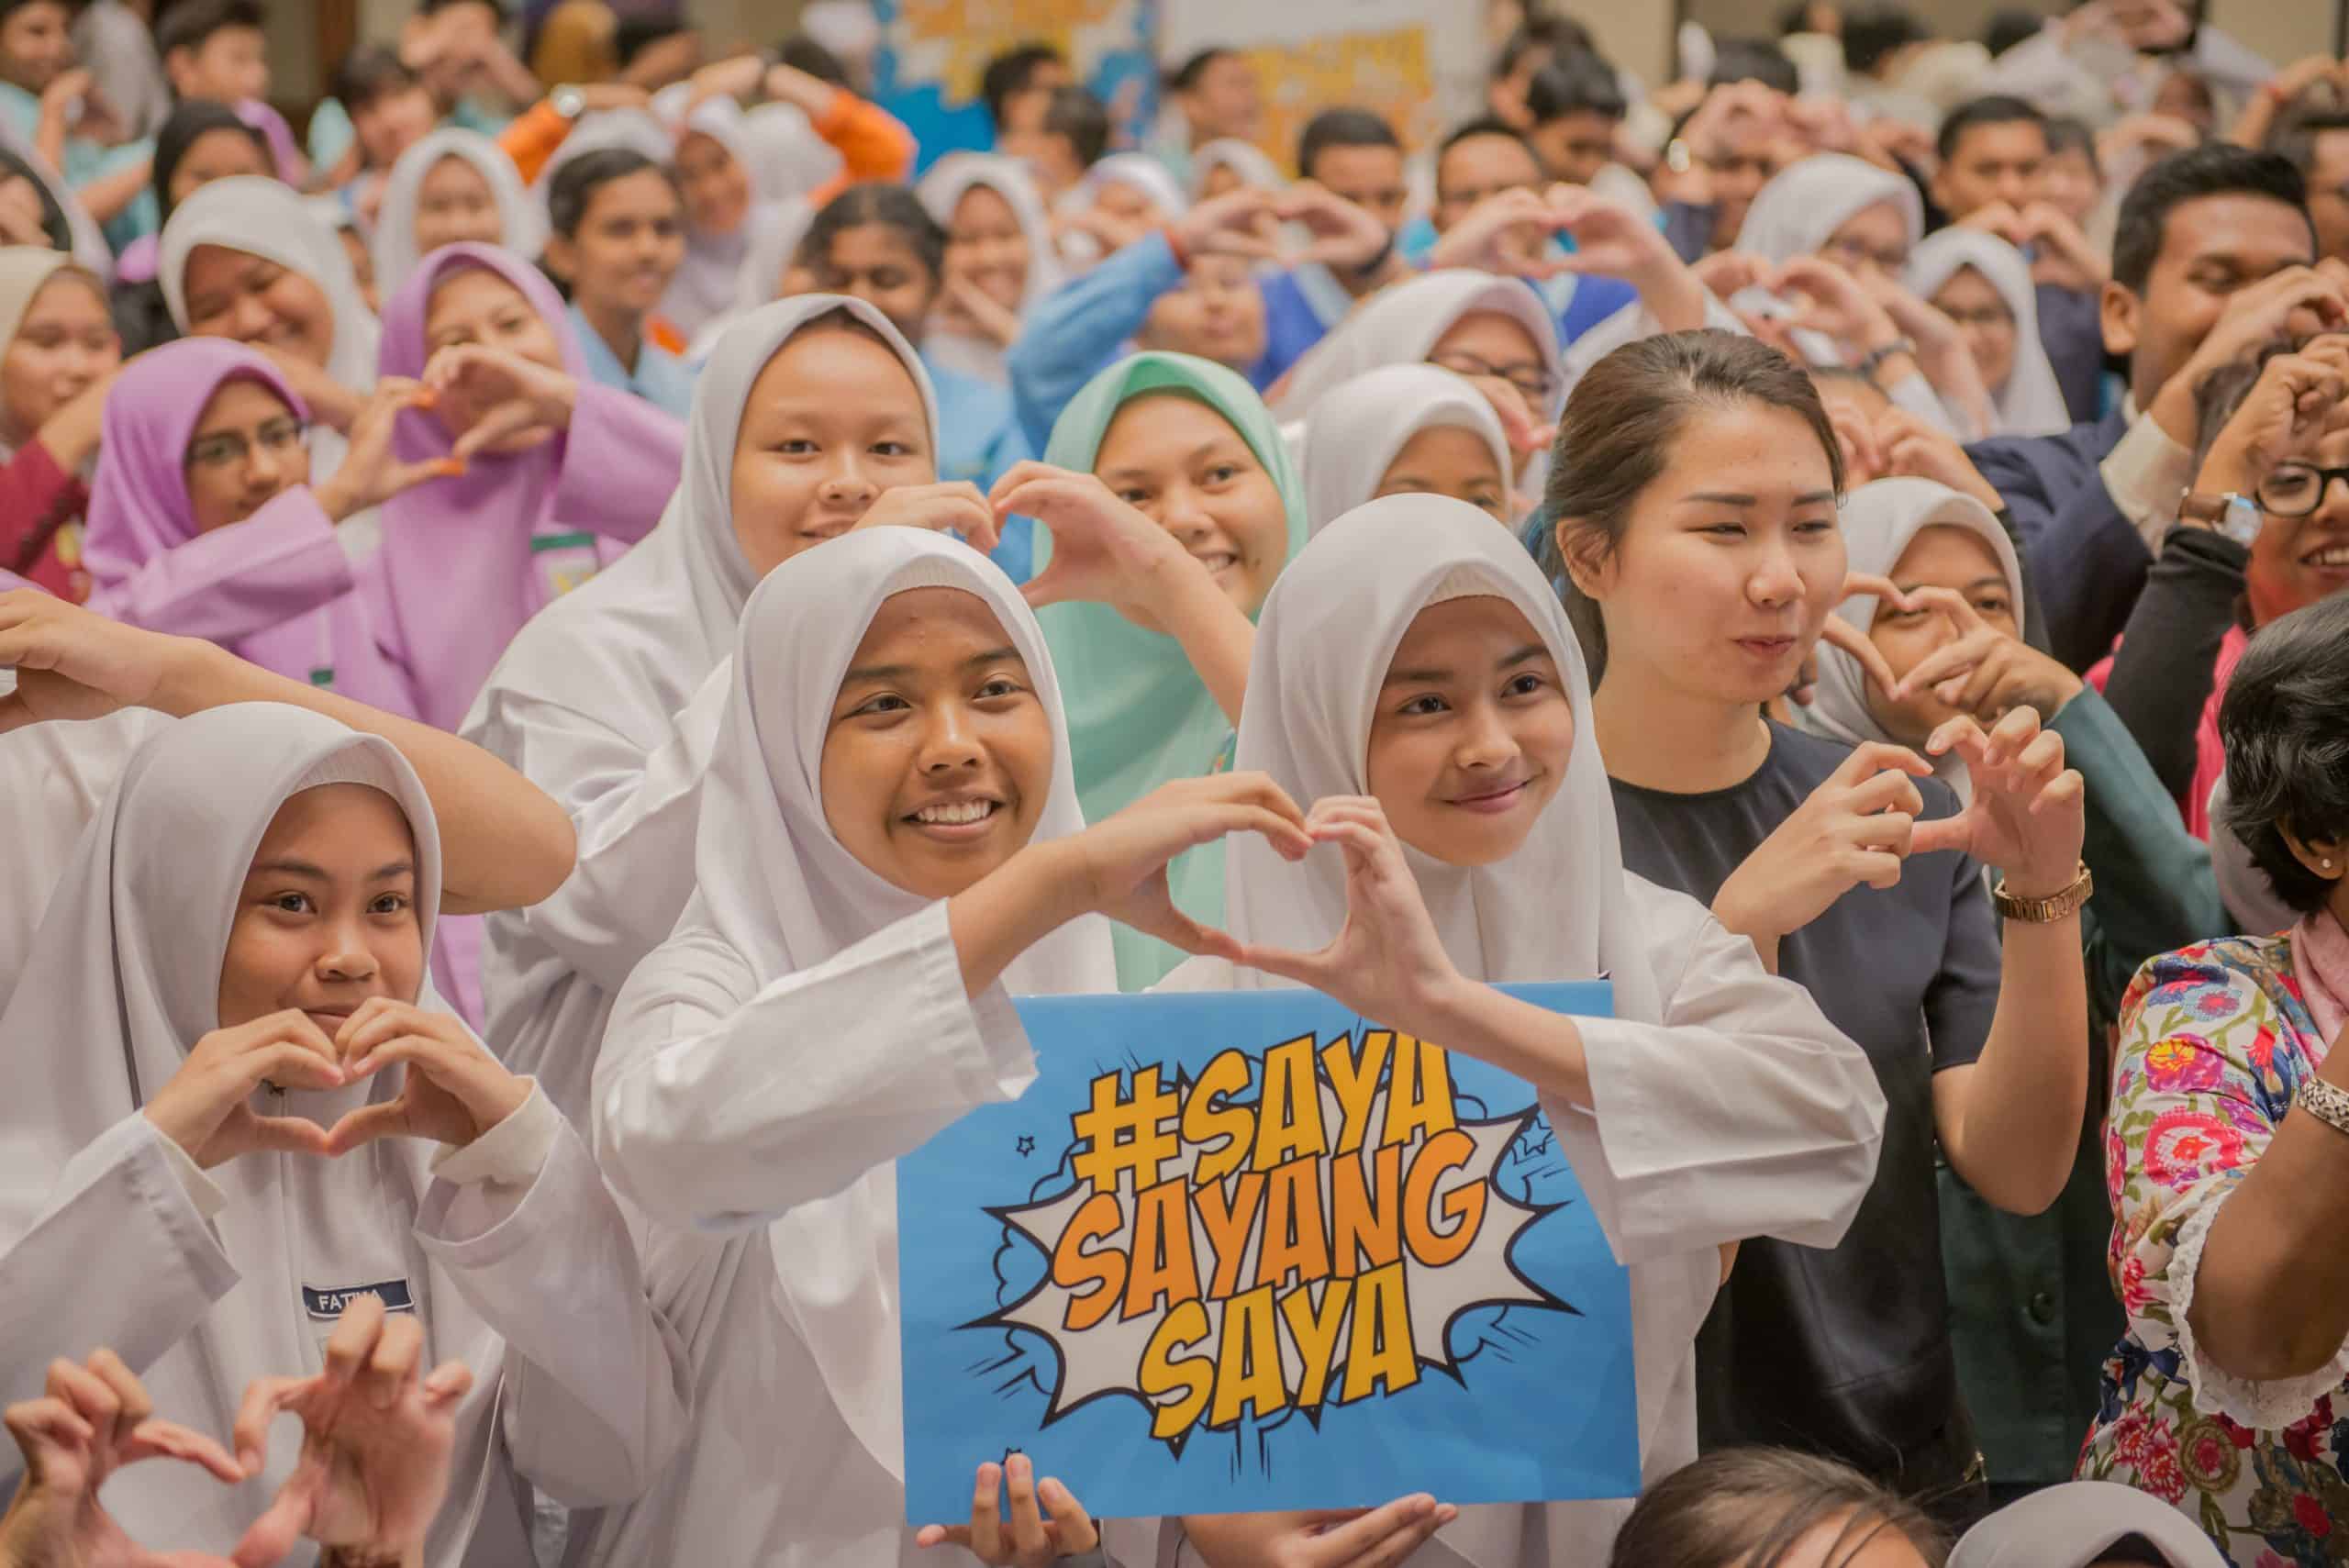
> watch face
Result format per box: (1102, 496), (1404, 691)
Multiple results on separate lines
(2222, 495), (2265, 546)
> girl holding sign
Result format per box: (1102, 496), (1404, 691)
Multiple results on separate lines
(1129, 494), (1887, 1566)
(584, 525), (1312, 1566)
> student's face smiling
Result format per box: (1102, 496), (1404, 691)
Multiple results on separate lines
(1092, 391), (1287, 617)
(1375, 424), (1508, 518)
(810, 223), (940, 346)
(414, 153), (505, 253)
(182, 244), (337, 368)
(1930, 264), (2017, 392)
(424, 266), (565, 448)
(165, 128), (273, 210)
(184, 375), (310, 532)
(728, 324), (934, 576)
(820, 588), (1053, 900)
(1, 272), (117, 442)
(1366, 596), (1573, 867)
(675, 130), (751, 238)
(217, 784), (424, 1037)
(558, 169), (686, 321)
(1566, 403), (1845, 706)
(945, 183), (1030, 313)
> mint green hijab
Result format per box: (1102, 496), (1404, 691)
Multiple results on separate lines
(1037, 352), (1308, 989)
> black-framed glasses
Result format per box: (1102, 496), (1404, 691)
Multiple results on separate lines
(1431, 350), (1558, 406)
(2257, 462), (2349, 519)
(184, 417), (307, 472)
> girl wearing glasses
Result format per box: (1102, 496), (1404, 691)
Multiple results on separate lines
(2095, 333), (2349, 840)
(80, 338), (452, 712)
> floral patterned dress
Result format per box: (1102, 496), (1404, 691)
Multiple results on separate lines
(2079, 935), (2349, 1564)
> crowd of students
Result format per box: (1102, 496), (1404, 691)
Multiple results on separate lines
(2, 0), (2349, 1563)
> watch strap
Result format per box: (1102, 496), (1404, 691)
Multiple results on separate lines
(1991, 862), (2093, 923)
(2296, 1075), (2349, 1139)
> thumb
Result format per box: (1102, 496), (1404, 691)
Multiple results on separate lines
(231, 1111), (336, 1160)
(1019, 560), (1078, 611)
(322, 1099), (410, 1156)
(0, 688), (35, 736)
(1908, 814), (1970, 857)
(230, 1473), (317, 1568)
(451, 399), (546, 460)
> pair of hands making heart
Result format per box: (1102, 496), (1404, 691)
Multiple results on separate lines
(141, 997), (530, 1171)
(1170, 183), (1395, 274)
(0, 1297), (467, 1568)
(1428, 184), (1683, 296)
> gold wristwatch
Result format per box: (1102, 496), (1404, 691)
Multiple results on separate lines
(1991, 862), (2093, 922)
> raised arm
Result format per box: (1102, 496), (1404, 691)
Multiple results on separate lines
(0, 591), (575, 913)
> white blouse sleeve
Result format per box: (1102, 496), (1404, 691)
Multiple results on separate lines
(593, 899), (1036, 1232)
(1550, 877), (1887, 1267)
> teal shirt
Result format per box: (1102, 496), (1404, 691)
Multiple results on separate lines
(570, 303), (698, 421)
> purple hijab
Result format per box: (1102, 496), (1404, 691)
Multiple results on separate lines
(82, 338), (416, 715)
(373, 242), (647, 731)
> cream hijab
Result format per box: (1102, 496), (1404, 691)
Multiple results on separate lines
(370, 128), (543, 302)
(1300, 363), (1513, 533)
(0, 246), (83, 456)
(1731, 152), (1925, 265)
(1270, 271), (1565, 423)
(1803, 477), (2027, 805)
(648, 527), (1116, 1477)
(1903, 228), (2071, 439)
(464, 294), (937, 761)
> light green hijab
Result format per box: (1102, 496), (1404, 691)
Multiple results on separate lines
(1036, 351), (1308, 989)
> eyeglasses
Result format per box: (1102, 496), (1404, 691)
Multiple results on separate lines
(1820, 235), (1910, 275)
(1431, 350), (1558, 406)
(185, 417), (307, 472)
(2256, 462), (2349, 519)
(1938, 305), (2016, 331)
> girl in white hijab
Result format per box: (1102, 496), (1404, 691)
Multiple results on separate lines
(0, 702), (690, 1565)
(1803, 477), (2030, 808)
(1300, 363), (1515, 533)
(1903, 228), (2072, 439)
(371, 128), (543, 303)
(160, 176), (385, 511)
(918, 151), (1060, 385)
(1057, 152), (1191, 273)
(1269, 270), (1564, 427)
(462, 295), (999, 1124)
(662, 98), (799, 341)
(1129, 495), (1884, 1567)
(1949, 1482), (2227, 1568)
(584, 526), (1304, 1564)
(1190, 139), (1286, 201)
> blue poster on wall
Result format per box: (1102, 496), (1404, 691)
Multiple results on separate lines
(895, 982), (1637, 1524)
(867, 0), (1160, 174)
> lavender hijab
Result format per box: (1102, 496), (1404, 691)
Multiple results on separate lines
(373, 243), (637, 731)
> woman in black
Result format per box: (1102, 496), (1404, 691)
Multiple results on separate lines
(1540, 329), (2093, 1524)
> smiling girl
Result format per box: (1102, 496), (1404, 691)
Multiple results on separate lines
(0, 248), (117, 599)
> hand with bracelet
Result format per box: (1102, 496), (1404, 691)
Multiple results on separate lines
(1773, 255), (1919, 387)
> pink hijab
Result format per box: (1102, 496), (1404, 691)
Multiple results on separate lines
(371, 243), (645, 731)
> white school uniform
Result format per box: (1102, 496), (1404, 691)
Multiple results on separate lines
(0, 703), (693, 1566)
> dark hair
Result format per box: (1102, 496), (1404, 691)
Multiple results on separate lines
(150, 97), (270, 224)
(1841, 4), (1927, 76)
(796, 181), (946, 286)
(1776, 1), (1823, 37)
(1608, 1449), (1949, 1568)
(1542, 332), (1845, 679)
(2269, 104), (2349, 180)
(1935, 94), (2048, 164)
(777, 33), (851, 89)
(1495, 17), (1595, 83)
(1297, 107), (1399, 179)
(0, 148), (68, 251)
(1165, 47), (1236, 95)
(980, 41), (1063, 127)
(1527, 51), (1627, 126)
(157, 0), (265, 62)
(1042, 84), (1110, 169)
(546, 147), (676, 239)
(2221, 594), (2349, 915)
(612, 18), (686, 72)
(1709, 37), (1801, 95)
(1982, 7), (2043, 56)
(330, 46), (419, 118)
(1437, 117), (1540, 196)
(2110, 143), (2310, 295)
(2045, 114), (2099, 173)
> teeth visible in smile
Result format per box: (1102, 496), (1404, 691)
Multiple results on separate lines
(2305, 545), (2349, 568)
(914, 800), (995, 825)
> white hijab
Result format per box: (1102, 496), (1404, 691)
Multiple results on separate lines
(466, 294), (937, 758)
(1271, 271), (1564, 423)
(1060, 151), (1190, 223)
(681, 198), (818, 364)
(0, 704), (529, 1561)
(529, 107), (675, 227)
(1300, 363), (1512, 534)
(1190, 137), (1286, 197)
(371, 128), (543, 302)
(1949, 1481), (2228, 1568)
(0, 120), (111, 281)
(663, 98), (794, 339)
(1803, 477), (2027, 805)
(669, 527), (1117, 1474)
(1903, 228), (2071, 439)
(160, 175), (382, 399)
(917, 152), (1063, 384)
(1731, 152), (1925, 265)
(1219, 495), (1667, 1566)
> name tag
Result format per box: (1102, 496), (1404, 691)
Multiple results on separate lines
(301, 1279), (416, 1321)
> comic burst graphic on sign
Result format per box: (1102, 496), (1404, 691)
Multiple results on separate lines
(896, 984), (1638, 1523)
